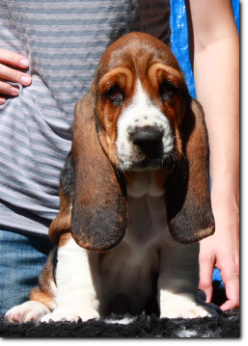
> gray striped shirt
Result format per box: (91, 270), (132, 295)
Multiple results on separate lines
(0, 0), (171, 237)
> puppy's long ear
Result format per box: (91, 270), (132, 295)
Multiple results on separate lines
(165, 98), (214, 244)
(70, 86), (127, 252)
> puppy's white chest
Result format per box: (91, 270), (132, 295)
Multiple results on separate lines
(126, 194), (167, 250)
(125, 170), (168, 248)
(99, 186), (168, 315)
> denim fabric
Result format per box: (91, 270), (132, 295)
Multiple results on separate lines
(0, 230), (53, 315)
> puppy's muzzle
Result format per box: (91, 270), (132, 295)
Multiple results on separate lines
(130, 126), (164, 157)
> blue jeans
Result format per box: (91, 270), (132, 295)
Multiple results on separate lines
(0, 230), (53, 315)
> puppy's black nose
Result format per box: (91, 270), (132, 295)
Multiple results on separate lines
(130, 126), (163, 156)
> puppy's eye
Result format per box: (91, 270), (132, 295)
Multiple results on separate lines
(159, 81), (177, 101)
(106, 85), (124, 105)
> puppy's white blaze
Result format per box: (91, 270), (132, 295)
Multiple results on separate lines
(116, 79), (173, 170)
(55, 238), (99, 311)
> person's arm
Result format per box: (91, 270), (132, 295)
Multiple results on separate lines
(187, 0), (239, 310)
(0, 49), (32, 105)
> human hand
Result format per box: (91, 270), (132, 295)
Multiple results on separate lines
(199, 204), (239, 311)
(0, 48), (32, 105)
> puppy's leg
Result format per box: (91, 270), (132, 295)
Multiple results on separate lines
(5, 248), (57, 323)
(41, 234), (100, 323)
(158, 240), (221, 319)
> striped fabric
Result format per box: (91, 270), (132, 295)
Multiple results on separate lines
(0, 0), (171, 237)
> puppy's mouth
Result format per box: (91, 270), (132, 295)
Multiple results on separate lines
(118, 150), (174, 172)
(132, 158), (162, 170)
(129, 153), (174, 171)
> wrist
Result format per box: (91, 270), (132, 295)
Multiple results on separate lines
(211, 185), (239, 218)
(210, 175), (239, 209)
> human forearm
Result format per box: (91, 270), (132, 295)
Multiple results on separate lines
(193, 35), (239, 210)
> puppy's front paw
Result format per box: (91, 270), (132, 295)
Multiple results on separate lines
(5, 301), (50, 323)
(160, 295), (222, 319)
(40, 306), (100, 323)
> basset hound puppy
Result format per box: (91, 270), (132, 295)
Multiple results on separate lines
(6, 32), (221, 323)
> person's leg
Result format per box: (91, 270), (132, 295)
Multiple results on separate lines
(0, 230), (53, 315)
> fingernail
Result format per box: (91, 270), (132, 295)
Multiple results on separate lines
(20, 59), (29, 68)
(11, 87), (19, 96)
(21, 75), (31, 86)
(0, 97), (6, 105)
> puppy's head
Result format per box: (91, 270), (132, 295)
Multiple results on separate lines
(94, 32), (188, 172)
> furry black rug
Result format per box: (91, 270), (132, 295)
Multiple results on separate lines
(0, 284), (240, 338)
(0, 309), (240, 338)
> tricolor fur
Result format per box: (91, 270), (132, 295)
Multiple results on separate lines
(6, 33), (220, 323)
